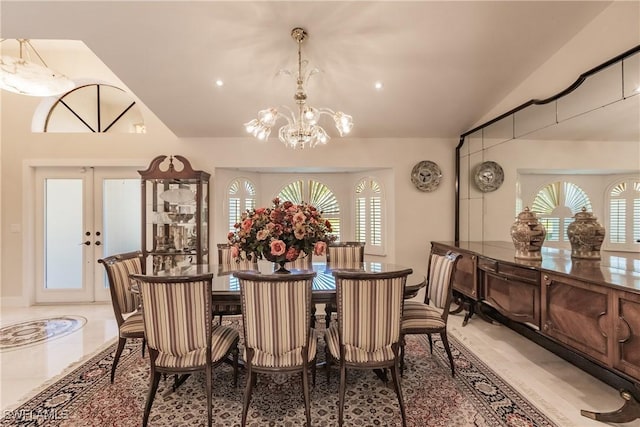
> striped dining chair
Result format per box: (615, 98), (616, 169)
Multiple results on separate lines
(325, 268), (411, 427)
(324, 241), (365, 328)
(400, 249), (461, 377)
(98, 251), (146, 383)
(214, 243), (258, 323)
(131, 273), (240, 427)
(233, 271), (317, 427)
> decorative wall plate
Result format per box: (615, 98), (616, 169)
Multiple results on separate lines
(473, 161), (504, 192)
(411, 160), (442, 192)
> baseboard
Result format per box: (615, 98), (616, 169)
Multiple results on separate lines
(1, 296), (28, 307)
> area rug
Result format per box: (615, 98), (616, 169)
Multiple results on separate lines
(0, 316), (87, 352)
(1, 317), (557, 426)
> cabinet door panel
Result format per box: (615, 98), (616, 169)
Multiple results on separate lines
(484, 273), (540, 327)
(614, 291), (640, 379)
(542, 273), (612, 365)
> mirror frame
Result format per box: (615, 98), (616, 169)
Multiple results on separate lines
(455, 44), (640, 243)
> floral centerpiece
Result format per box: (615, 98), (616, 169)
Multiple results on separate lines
(228, 197), (337, 273)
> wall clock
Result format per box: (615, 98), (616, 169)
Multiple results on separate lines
(473, 161), (504, 192)
(410, 160), (442, 192)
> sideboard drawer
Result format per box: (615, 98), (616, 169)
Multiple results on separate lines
(478, 257), (497, 273)
(498, 263), (539, 284)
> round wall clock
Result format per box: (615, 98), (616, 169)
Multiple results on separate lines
(473, 161), (504, 192)
(411, 160), (442, 192)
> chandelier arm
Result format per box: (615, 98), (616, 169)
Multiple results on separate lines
(23, 40), (50, 67)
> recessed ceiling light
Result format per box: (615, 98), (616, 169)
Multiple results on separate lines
(215, 79), (224, 87)
(374, 81), (383, 90)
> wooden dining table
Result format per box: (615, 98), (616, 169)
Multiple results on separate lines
(139, 260), (426, 304)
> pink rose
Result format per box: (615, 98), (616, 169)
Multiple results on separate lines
(294, 226), (306, 240)
(270, 239), (286, 256)
(285, 247), (300, 261)
(241, 218), (253, 232)
(255, 207), (266, 214)
(230, 246), (240, 258)
(293, 212), (306, 224)
(256, 229), (269, 241)
(313, 241), (327, 256)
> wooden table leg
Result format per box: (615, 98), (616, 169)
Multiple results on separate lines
(581, 390), (640, 423)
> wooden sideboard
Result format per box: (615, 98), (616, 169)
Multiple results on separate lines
(433, 241), (640, 423)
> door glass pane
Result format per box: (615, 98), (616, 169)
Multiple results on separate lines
(45, 179), (83, 289)
(103, 179), (141, 257)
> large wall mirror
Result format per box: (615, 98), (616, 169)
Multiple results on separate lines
(456, 45), (640, 254)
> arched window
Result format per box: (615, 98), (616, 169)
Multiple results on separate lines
(531, 181), (592, 244)
(278, 180), (341, 238)
(33, 82), (145, 133)
(606, 178), (640, 252)
(355, 177), (384, 253)
(227, 178), (256, 232)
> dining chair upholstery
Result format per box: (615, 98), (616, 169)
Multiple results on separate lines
(131, 273), (239, 427)
(214, 243), (258, 322)
(324, 241), (365, 328)
(97, 251), (146, 383)
(325, 268), (411, 427)
(233, 271), (317, 427)
(282, 251), (313, 270)
(400, 249), (461, 377)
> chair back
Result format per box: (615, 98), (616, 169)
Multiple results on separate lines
(234, 271), (316, 366)
(333, 269), (411, 356)
(283, 252), (313, 270)
(132, 273), (213, 358)
(217, 243), (258, 272)
(98, 251), (144, 323)
(327, 241), (365, 267)
(426, 251), (462, 320)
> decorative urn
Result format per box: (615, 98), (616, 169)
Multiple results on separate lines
(567, 207), (606, 259)
(510, 207), (546, 260)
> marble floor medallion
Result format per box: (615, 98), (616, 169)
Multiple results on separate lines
(0, 316), (87, 351)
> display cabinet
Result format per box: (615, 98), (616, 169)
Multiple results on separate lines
(139, 155), (210, 273)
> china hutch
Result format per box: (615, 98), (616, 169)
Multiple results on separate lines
(139, 155), (210, 273)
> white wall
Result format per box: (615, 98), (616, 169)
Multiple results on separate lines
(1, 81), (456, 304)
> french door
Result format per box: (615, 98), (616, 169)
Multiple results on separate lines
(34, 167), (141, 303)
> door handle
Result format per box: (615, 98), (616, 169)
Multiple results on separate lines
(80, 241), (91, 246)
(95, 241), (101, 246)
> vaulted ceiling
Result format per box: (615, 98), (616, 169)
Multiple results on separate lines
(0, 1), (623, 139)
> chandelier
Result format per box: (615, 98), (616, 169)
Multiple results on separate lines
(0, 39), (75, 97)
(244, 27), (353, 149)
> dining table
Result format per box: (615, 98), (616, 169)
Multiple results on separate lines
(138, 260), (426, 305)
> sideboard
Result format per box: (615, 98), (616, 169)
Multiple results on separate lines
(432, 241), (640, 423)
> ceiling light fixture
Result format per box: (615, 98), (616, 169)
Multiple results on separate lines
(0, 38), (75, 97)
(244, 27), (353, 149)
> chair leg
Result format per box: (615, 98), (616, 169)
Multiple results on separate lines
(390, 361), (407, 427)
(141, 338), (146, 357)
(440, 331), (455, 377)
(233, 344), (239, 387)
(142, 370), (161, 427)
(312, 357), (317, 387)
(206, 364), (213, 427)
(399, 335), (406, 376)
(325, 310), (332, 329)
(241, 357), (255, 427)
(338, 363), (347, 427)
(325, 345), (331, 385)
(111, 337), (126, 383)
(428, 333), (433, 354)
(302, 361), (311, 427)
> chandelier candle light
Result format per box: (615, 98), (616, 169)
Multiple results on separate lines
(244, 27), (353, 149)
(0, 39), (75, 97)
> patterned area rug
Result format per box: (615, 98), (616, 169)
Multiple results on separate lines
(1, 317), (557, 426)
(0, 316), (87, 352)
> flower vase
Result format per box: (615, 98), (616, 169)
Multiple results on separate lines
(274, 260), (290, 274)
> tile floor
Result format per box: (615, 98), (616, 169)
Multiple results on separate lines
(1, 303), (639, 426)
